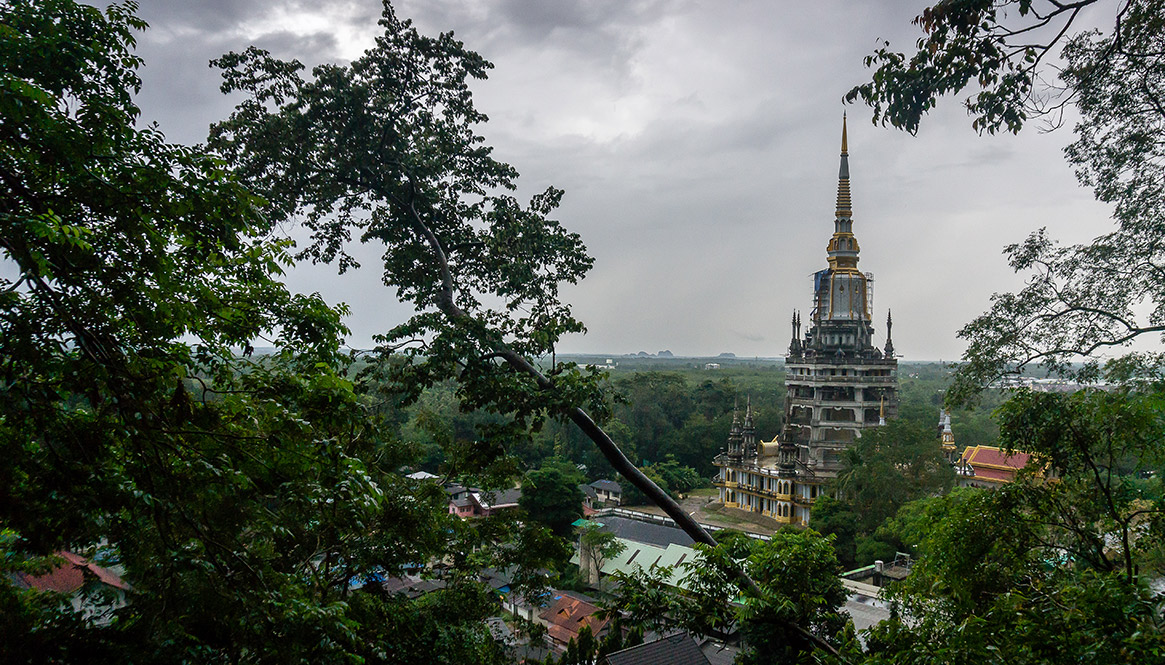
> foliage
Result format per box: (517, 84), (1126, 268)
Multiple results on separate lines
(607, 529), (848, 665)
(520, 458), (585, 539)
(839, 417), (954, 526)
(814, 416), (953, 567)
(855, 385), (1165, 663)
(995, 386), (1165, 578)
(851, 0), (1165, 400)
(0, 1), (558, 662)
(620, 464), (671, 506)
(810, 496), (862, 569)
(578, 522), (626, 589)
(847, 0), (1098, 135)
(650, 456), (705, 495)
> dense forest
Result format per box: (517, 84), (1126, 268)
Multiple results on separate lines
(401, 358), (1002, 486)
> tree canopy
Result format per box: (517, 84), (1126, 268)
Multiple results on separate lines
(0, 1), (554, 662)
(520, 458), (585, 539)
(850, 0), (1165, 400)
(843, 2), (1165, 662)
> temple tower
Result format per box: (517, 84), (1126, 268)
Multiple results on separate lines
(780, 114), (899, 524)
(715, 115), (900, 526)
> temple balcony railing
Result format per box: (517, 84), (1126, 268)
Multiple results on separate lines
(785, 355), (898, 367)
(811, 418), (863, 429)
(787, 375), (897, 386)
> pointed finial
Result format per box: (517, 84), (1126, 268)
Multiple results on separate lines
(841, 111), (848, 155)
(884, 309), (896, 357)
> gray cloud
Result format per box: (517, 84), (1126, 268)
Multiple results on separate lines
(125, 0), (1110, 360)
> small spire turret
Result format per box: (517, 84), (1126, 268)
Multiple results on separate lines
(727, 399), (743, 462)
(742, 396), (757, 458)
(884, 309), (895, 357)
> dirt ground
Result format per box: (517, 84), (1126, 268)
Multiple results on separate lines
(621, 488), (780, 536)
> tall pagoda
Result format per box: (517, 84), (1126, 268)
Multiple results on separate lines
(714, 116), (899, 526)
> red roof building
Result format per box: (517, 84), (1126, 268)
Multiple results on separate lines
(13, 551), (130, 594)
(956, 445), (1039, 488)
(12, 551), (131, 626)
(539, 591), (610, 651)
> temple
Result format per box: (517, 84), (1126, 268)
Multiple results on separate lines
(714, 116), (899, 526)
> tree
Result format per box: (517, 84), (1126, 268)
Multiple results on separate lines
(864, 486), (1165, 665)
(993, 387), (1165, 580)
(850, 0), (1165, 401)
(578, 522), (626, 591)
(834, 417), (955, 533)
(846, 6), (1165, 661)
(810, 496), (861, 569)
(0, 2), (549, 662)
(650, 456), (705, 496)
(209, 1), (841, 657)
(520, 458), (585, 539)
(620, 465), (671, 506)
(608, 529), (849, 665)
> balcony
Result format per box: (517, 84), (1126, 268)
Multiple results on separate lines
(786, 355), (898, 368)
(811, 418), (862, 428)
(787, 374), (897, 386)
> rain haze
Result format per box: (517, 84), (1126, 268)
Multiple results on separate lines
(131, 0), (1119, 361)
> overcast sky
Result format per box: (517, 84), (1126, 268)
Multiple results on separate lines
(130, 0), (1119, 360)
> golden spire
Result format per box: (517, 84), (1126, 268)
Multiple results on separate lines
(828, 113), (858, 271)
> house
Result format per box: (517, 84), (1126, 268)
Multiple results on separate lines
(589, 479), (623, 506)
(956, 445), (1039, 488)
(379, 574), (446, 599)
(445, 482), (470, 502)
(449, 496), (476, 517)
(448, 486), (523, 518)
(539, 590), (609, 651)
(472, 487), (522, 517)
(580, 483), (599, 511)
(602, 632), (712, 665)
(12, 551), (131, 625)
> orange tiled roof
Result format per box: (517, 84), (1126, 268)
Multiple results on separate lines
(539, 593), (609, 645)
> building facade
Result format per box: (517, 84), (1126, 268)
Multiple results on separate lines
(714, 117), (899, 526)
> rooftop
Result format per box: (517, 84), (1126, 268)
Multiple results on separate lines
(604, 632), (711, 665)
(13, 551), (130, 594)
